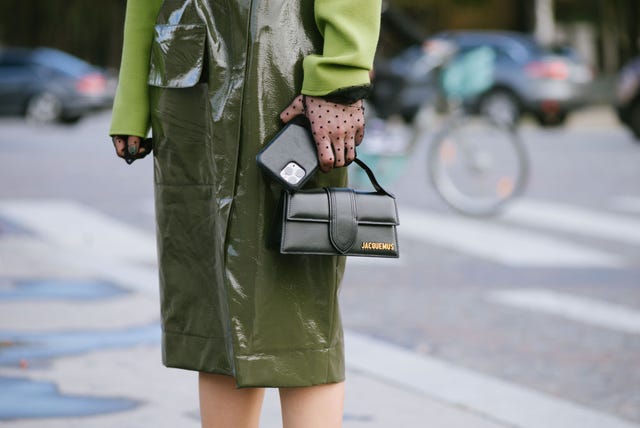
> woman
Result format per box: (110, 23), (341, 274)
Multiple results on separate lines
(110, 0), (380, 426)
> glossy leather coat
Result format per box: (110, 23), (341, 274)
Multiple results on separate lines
(149, 0), (348, 387)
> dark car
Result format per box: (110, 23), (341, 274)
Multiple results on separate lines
(0, 47), (114, 123)
(432, 31), (593, 126)
(615, 56), (640, 140)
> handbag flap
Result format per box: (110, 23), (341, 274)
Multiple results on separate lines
(327, 189), (358, 253)
(286, 189), (399, 225)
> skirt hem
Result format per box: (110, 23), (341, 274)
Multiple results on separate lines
(162, 330), (345, 388)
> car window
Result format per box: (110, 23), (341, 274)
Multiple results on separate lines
(492, 47), (518, 65)
(0, 63), (37, 81)
(515, 37), (543, 55)
(31, 49), (94, 77)
(0, 54), (30, 68)
(457, 44), (509, 65)
(503, 43), (536, 64)
(450, 33), (542, 65)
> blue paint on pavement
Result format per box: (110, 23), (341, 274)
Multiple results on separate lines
(0, 216), (31, 236)
(0, 377), (138, 420)
(0, 323), (160, 366)
(0, 276), (155, 420)
(0, 279), (128, 301)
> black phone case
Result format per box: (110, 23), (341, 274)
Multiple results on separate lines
(256, 123), (319, 191)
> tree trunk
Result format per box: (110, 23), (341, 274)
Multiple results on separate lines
(534, 0), (555, 46)
(626, 0), (640, 58)
(599, 1), (619, 73)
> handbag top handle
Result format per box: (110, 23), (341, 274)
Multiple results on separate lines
(352, 158), (395, 198)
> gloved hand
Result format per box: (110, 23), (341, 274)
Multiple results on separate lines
(112, 135), (152, 164)
(280, 95), (365, 172)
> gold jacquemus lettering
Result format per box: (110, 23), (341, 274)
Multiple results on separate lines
(361, 242), (395, 251)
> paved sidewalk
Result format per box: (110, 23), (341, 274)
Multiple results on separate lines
(0, 200), (506, 428)
(0, 341), (506, 428)
(1, 199), (638, 428)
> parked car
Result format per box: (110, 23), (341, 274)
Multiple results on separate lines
(369, 43), (442, 123)
(371, 31), (593, 127)
(431, 31), (593, 126)
(0, 47), (114, 124)
(615, 56), (640, 140)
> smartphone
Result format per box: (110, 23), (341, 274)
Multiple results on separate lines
(256, 123), (319, 190)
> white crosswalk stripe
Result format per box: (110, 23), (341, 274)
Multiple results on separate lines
(0, 199), (156, 263)
(400, 206), (624, 268)
(503, 199), (640, 246)
(3, 198), (639, 269)
(488, 288), (640, 335)
(0, 200), (159, 294)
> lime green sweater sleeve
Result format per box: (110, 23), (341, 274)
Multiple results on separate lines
(301, 0), (381, 96)
(110, 0), (380, 136)
(109, 0), (163, 137)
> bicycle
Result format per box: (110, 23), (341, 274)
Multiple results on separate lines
(356, 42), (529, 217)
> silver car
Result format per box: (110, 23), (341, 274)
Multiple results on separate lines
(0, 47), (115, 124)
(432, 31), (593, 126)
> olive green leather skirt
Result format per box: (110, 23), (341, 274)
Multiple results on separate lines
(147, 0), (347, 387)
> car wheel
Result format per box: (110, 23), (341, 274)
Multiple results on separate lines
(479, 90), (520, 126)
(25, 92), (63, 124)
(536, 111), (568, 127)
(628, 101), (640, 141)
(401, 107), (419, 124)
(61, 115), (82, 125)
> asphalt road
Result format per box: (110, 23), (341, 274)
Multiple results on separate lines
(0, 107), (639, 424)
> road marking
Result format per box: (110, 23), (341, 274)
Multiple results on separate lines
(0, 200), (157, 262)
(503, 199), (640, 246)
(1, 198), (638, 427)
(346, 331), (639, 428)
(2, 200), (626, 269)
(610, 196), (640, 215)
(0, 200), (159, 294)
(400, 207), (622, 267)
(0, 199), (407, 270)
(487, 288), (640, 335)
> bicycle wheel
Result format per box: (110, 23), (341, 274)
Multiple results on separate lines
(428, 115), (528, 216)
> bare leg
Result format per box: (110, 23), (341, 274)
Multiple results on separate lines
(199, 372), (265, 428)
(279, 381), (345, 428)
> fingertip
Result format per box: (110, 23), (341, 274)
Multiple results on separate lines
(345, 152), (355, 163)
(319, 157), (333, 172)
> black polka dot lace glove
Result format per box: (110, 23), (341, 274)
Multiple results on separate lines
(280, 95), (365, 172)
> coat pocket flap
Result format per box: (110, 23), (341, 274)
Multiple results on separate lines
(148, 24), (206, 88)
(286, 190), (399, 225)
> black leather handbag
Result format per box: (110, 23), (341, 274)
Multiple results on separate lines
(271, 158), (399, 258)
